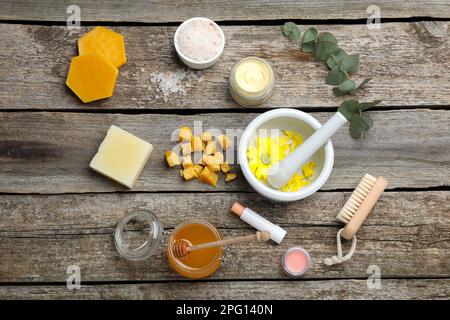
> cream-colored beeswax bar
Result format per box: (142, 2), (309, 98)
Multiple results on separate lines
(90, 125), (153, 188)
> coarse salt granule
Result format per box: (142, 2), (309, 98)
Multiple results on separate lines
(149, 69), (204, 101)
(175, 18), (224, 62)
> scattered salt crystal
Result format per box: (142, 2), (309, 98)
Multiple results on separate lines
(149, 68), (203, 100)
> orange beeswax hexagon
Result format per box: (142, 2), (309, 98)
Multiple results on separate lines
(66, 53), (119, 103)
(78, 26), (127, 68)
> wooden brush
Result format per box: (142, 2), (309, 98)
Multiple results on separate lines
(337, 174), (388, 239)
(172, 231), (271, 259)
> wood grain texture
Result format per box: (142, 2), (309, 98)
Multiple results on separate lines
(0, 22), (449, 110)
(0, 191), (449, 282)
(1, 0), (450, 22)
(1, 279), (449, 300)
(0, 110), (449, 193)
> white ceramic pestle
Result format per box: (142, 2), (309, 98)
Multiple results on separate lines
(267, 112), (348, 189)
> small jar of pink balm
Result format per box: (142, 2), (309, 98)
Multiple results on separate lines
(174, 17), (225, 69)
(281, 246), (312, 277)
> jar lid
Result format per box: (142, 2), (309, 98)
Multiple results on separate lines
(114, 210), (162, 261)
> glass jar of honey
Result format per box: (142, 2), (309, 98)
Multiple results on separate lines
(166, 219), (224, 279)
(114, 211), (224, 279)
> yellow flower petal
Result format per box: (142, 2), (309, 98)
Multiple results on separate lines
(283, 130), (304, 146)
(248, 132), (310, 187)
(247, 146), (258, 160)
(302, 161), (316, 179)
(259, 165), (269, 181)
(248, 159), (259, 173)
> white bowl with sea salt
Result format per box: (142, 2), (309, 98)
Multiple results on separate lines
(174, 17), (225, 69)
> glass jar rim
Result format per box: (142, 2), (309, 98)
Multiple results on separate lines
(114, 210), (162, 261)
(230, 56), (275, 97)
(281, 246), (312, 277)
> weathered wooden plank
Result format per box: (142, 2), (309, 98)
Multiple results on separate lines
(0, 110), (449, 193)
(1, 0), (450, 22)
(0, 22), (449, 110)
(1, 279), (449, 300)
(0, 191), (448, 282)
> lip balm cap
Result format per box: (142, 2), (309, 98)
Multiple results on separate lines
(230, 202), (245, 217)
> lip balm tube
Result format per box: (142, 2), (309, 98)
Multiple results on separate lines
(230, 202), (286, 244)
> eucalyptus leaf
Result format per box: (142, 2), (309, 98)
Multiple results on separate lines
(349, 113), (369, 138)
(303, 27), (318, 43)
(340, 54), (360, 74)
(282, 22), (301, 41)
(326, 65), (347, 85)
(333, 80), (356, 96)
(361, 115), (373, 129)
(302, 41), (314, 53)
(356, 78), (371, 90)
(338, 99), (359, 120)
(326, 48), (348, 69)
(315, 41), (338, 61)
(332, 87), (345, 97)
(317, 32), (337, 44)
(357, 100), (382, 111)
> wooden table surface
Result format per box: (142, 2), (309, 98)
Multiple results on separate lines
(0, 1), (449, 300)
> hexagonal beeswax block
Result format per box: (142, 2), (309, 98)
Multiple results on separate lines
(66, 53), (118, 103)
(78, 26), (127, 68)
(90, 125), (153, 188)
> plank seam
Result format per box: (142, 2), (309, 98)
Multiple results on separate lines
(0, 17), (449, 27)
(1, 106), (450, 115)
(1, 186), (450, 196)
(1, 276), (449, 287)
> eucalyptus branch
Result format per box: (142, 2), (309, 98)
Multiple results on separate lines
(282, 22), (381, 141)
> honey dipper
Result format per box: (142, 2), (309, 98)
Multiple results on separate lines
(173, 231), (271, 259)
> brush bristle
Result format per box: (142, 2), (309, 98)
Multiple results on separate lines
(337, 174), (377, 224)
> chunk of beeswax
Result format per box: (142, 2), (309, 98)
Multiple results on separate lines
(78, 26), (127, 68)
(66, 53), (118, 103)
(90, 125), (153, 188)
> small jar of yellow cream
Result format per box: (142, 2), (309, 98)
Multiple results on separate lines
(229, 57), (275, 107)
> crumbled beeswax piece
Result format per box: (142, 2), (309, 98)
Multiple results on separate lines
(78, 26), (127, 68)
(217, 134), (231, 150)
(90, 125), (153, 188)
(66, 53), (118, 103)
(193, 164), (204, 175)
(182, 166), (197, 180)
(214, 152), (224, 164)
(207, 163), (220, 172)
(225, 173), (237, 182)
(204, 141), (216, 155)
(202, 154), (216, 166)
(181, 142), (192, 155)
(198, 166), (218, 187)
(220, 162), (231, 173)
(179, 127), (193, 142)
(165, 150), (180, 167)
(182, 155), (194, 169)
(191, 136), (203, 152)
(201, 132), (213, 143)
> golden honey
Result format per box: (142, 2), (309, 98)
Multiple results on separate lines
(166, 219), (223, 279)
